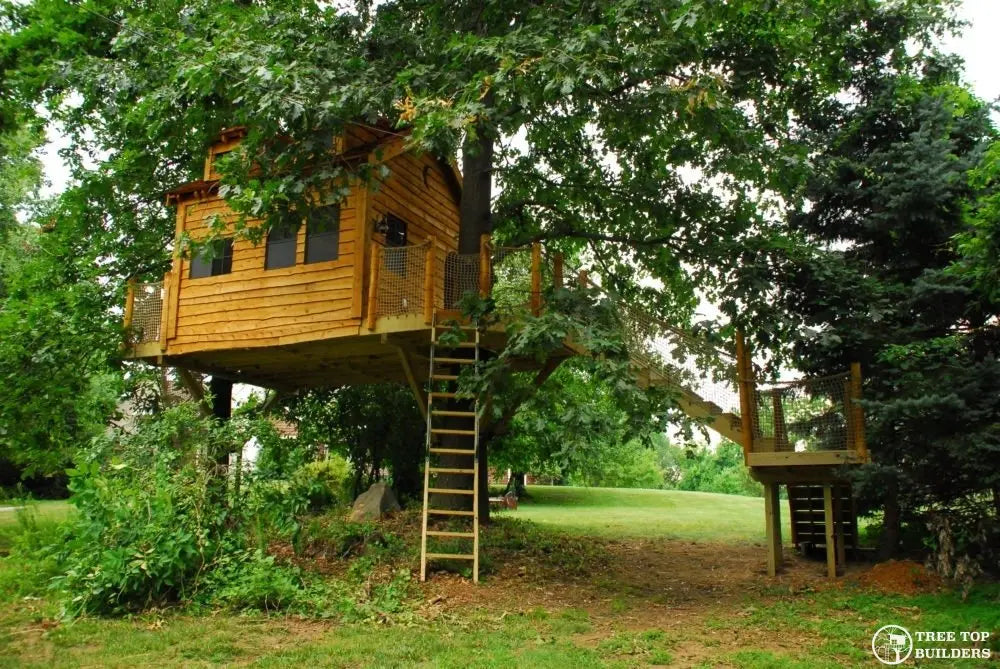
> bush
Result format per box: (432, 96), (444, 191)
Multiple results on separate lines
(295, 456), (352, 510)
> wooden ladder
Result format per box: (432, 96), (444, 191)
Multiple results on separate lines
(419, 314), (480, 583)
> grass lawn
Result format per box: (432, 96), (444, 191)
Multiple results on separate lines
(0, 488), (996, 668)
(513, 485), (790, 543)
(0, 501), (72, 551)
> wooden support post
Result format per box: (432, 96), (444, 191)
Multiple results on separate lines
(835, 492), (847, 570)
(735, 331), (755, 460)
(764, 482), (783, 576)
(158, 275), (171, 352)
(479, 233), (491, 297)
(531, 242), (542, 315)
(395, 345), (426, 419)
(423, 237), (435, 325)
(578, 269), (589, 287)
(553, 253), (564, 289)
(850, 362), (867, 460)
(123, 279), (136, 331)
(823, 484), (837, 578)
(366, 240), (380, 330)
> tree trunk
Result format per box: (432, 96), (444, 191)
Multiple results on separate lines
(208, 376), (233, 505)
(879, 477), (901, 560)
(505, 472), (526, 497)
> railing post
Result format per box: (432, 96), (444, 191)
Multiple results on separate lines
(123, 279), (136, 332)
(735, 330), (755, 461)
(850, 362), (867, 459)
(531, 242), (542, 316)
(366, 240), (381, 331)
(479, 233), (491, 298)
(424, 238), (435, 325)
(553, 253), (564, 289)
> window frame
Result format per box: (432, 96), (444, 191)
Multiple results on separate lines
(189, 238), (234, 279)
(304, 204), (341, 264)
(265, 220), (298, 270)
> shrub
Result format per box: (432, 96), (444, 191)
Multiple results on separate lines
(295, 456), (352, 510)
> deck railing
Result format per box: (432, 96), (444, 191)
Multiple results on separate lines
(124, 280), (164, 345)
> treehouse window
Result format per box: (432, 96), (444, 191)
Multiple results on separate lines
(210, 150), (232, 178)
(305, 205), (340, 263)
(265, 221), (297, 270)
(384, 214), (408, 275)
(189, 239), (233, 278)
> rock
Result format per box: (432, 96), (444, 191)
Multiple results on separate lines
(348, 481), (401, 522)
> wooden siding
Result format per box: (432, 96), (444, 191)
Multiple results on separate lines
(365, 151), (461, 317)
(166, 191), (362, 356)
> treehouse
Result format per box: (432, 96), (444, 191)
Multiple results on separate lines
(124, 125), (868, 582)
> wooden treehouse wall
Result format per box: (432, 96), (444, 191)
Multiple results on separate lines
(160, 127), (461, 357)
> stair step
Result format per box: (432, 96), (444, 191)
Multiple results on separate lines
(426, 531), (475, 538)
(431, 410), (476, 417)
(431, 428), (477, 436)
(427, 509), (474, 516)
(427, 488), (475, 495)
(428, 467), (476, 474)
(432, 374), (459, 381)
(429, 447), (476, 455)
(426, 552), (475, 560)
(436, 357), (476, 365)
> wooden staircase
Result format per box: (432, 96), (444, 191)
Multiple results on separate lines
(788, 484), (858, 556)
(419, 314), (481, 583)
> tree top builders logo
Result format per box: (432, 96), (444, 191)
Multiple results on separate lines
(872, 624), (992, 664)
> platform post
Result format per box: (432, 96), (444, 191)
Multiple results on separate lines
(424, 237), (435, 325)
(553, 253), (564, 289)
(823, 484), (837, 578)
(531, 242), (542, 315)
(735, 331), (755, 461)
(366, 240), (380, 330)
(123, 279), (136, 332)
(764, 482), (783, 576)
(479, 233), (491, 298)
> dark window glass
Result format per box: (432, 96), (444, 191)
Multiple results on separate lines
(385, 214), (407, 247)
(265, 222), (297, 269)
(189, 239), (234, 278)
(384, 214), (409, 276)
(305, 205), (340, 263)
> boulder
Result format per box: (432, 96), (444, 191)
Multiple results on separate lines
(348, 481), (401, 522)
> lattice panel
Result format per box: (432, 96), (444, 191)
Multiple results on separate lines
(752, 373), (852, 452)
(375, 243), (428, 318)
(131, 282), (163, 343)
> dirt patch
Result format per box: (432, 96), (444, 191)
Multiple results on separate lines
(855, 559), (942, 595)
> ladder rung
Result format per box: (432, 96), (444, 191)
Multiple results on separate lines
(427, 488), (475, 495)
(429, 392), (458, 399)
(435, 341), (477, 348)
(426, 552), (476, 560)
(436, 357), (475, 365)
(428, 467), (476, 474)
(429, 448), (476, 455)
(432, 374), (459, 381)
(425, 531), (475, 538)
(431, 410), (476, 417)
(427, 509), (474, 516)
(431, 428), (476, 436)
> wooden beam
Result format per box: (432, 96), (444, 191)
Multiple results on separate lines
(823, 485), (837, 578)
(747, 450), (865, 467)
(424, 237), (435, 325)
(352, 182), (369, 319)
(395, 345), (427, 420)
(479, 233), (491, 297)
(735, 331), (755, 460)
(366, 240), (380, 330)
(553, 253), (564, 289)
(764, 482), (782, 576)
(123, 279), (136, 331)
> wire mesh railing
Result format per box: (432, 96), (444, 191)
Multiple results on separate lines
(129, 281), (164, 344)
(373, 241), (431, 320)
(751, 373), (854, 452)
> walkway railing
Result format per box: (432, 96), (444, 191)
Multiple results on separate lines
(124, 280), (164, 344)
